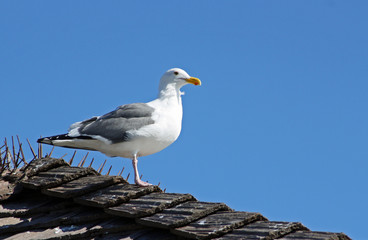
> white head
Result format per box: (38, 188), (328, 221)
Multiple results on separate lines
(158, 68), (201, 94)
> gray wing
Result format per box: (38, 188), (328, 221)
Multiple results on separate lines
(75, 103), (155, 143)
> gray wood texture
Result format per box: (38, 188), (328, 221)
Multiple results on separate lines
(42, 175), (126, 198)
(74, 183), (161, 208)
(216, 221), (308, 240)
(1, 218), (142, 240)
(172, 211), (266, 239)
(106, 192), (195, 218)
(0, 178), (22, 201)
(94, 228), (179, 240)
(278, 230), (351, 240)
(137, 201), (230, 229)
(21, 166), (98, 189)
(0, 206), (110, 234)
(22, 157), (68, 177)
(0, 192), (73, 217)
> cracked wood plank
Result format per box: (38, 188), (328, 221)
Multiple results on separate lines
(0, 206), (110, 234)
(22, 157), (68, 177)
(97, 228), (178, 240)
(172, 211), (267, 239)
(74, 183), (160, 208)
(137, 201), (230, 229)
(2, 218), (142, 240)
(106, 192), (195, 218)
(21, 166), (98, 189)
(278, 230), (352, 240)
(42, 175), (126, 198)
(217, 221), (308, 240)
(0, 179), (23, 201)
(0, 192), (74, 217)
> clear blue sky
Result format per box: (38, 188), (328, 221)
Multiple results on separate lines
(1, 1), (367, 239)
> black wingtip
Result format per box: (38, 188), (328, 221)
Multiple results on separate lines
(37, 136), (53, 145)
(37, 134), (93, 144)
(37, 134), (69, 145)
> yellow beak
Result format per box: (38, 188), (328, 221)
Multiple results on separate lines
(186, 77), (201, 86)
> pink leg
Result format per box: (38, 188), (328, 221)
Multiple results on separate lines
(132, 154), (152, 187)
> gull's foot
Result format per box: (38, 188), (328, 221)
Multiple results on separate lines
(135, 178), (152, 187)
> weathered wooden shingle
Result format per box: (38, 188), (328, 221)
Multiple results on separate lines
(0, 191), (74, 217)
(95, 228), (179, 240)
(172, 211), (267, 239)
(21, 166), (98, 189)
(74, 183), (161, 208)
(0, 156), (352, 240)
(137, 201), (230, 229)
(106, 192), (195, 218)
(216, 221), (308, 240)
(22, 157), (68, 177)
(42, 175), (126, 198)
(278, 230), (351, 240)
(1, 218), (142, 240)
(0, 206), (110, 234)
(0, 178), (23, 201)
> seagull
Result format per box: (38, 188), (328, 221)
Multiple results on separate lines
(37, 68), (201, 186)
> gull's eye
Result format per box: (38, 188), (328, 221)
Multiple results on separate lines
(174, 71), (179, 75)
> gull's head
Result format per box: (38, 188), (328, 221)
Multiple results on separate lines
(159, 68), (201, 92)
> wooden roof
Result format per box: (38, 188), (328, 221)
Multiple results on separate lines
(0, 157), (351, 240)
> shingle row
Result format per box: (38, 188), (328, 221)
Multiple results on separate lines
(0, 157), (351, 240)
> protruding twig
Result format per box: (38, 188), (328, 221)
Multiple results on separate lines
(19, 144), (27, 165)
(81, 158), (86, 167)
(4, 139), (12, 164)
(3, 151), (11, 172)
(7, 147), (15, 168)
(15, 148), (21, 169)
(89, 158), (94, 168)
(12, 136), (16, 163)
(9, 137), (17, 168)
(5, 138), (12, 169)
(4, 138), (9, 162)
(80, 152), (89, 167)
(38, 136), (43, 158)
(17, 136), (27, 165)
(98, 159), (107, 174)
(140, 174), (143, 180)
(163, 188), (166, 193)
(77, 152), (88, 167)
(60, 153), (67, 159)
(1, 149), (6, 157)
(48, 146), (55, 157)
(118, 167), (125, 176)
(106, 165), (112, 175)
(0, 144), (9, 173)
(158, 182), (161, 187)
(26, 138), (37, 158)
(69, 151), (77, 165)
(126, 172), (130, 181)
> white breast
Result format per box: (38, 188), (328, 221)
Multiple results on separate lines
(96, 95), (183, 158)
